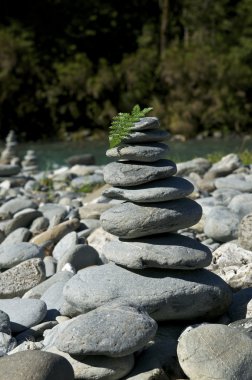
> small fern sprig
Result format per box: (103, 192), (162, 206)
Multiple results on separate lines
(109, 104), (153, 148)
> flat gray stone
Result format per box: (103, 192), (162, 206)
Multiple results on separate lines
(1, 227), (31, 245)
(63, 263), (232, 321)
(55, 304), (157, 357)
(53, 231), (78, 261)
(0, 242), (44, 269)
(0, 351), (74, 380)
(23, 270), (74, 299)
(101, 233), (212, 269)
(106, 143), (169, 162)
(122, 129), (169, 144)
(0, 298), (47, 333)
(57, 244), (100, 272)
(101, 199), (202, 239)
(0, 258), (46, 298)
(0, 197), (37, 215)
(103, 177), (194, 203)
(0, 165), (20, 176)
(204, 206), (239, 242)
(177, 324), (252, 380)
(129, 117), (160, 131)
(46, 346), (134, 380)
(0, 310), (11, 334)
(4, 209), (42, 235)
(104, 159), (177, 187)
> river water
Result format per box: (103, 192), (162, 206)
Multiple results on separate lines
(1, 135), (252, 170)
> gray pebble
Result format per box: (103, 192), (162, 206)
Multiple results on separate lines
(55, 304), (157, 357)
(0, 258), (46, 298)
(63, 263), (232, 321)
(0, 298), (47, 333)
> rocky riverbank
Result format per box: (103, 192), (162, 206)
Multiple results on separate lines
(0, 120), (252, 379)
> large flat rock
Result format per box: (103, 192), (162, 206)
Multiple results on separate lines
(106, 143), (169, 163)
(63, 263), (232, 321)
(55, 304), (157, 357)
(101, 233), (212, 270)
(103, 177), (194, 203)
(103, 160), (177, 187)
(101, 199), (202, 239)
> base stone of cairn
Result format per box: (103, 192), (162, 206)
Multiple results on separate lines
(64, 117), (232, 323)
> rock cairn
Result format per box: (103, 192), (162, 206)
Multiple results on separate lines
(0, 130), (19, 165)
(91, 116), (232, 321)
(22, 150), (38, 174)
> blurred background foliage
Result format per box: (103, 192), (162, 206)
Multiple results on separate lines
(0, 0), (252, 140)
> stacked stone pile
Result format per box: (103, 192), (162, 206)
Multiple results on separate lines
(86, 117), (232, 322)
(21, 150), (38, 174)
(0, 131), (19, 165)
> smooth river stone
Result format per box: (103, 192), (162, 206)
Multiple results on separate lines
(0, 242), (43, 269)
(0, 197), (37, 215)
(63, 263), (232, 321)
(55, 304), (157, 357)
(0, 351), (74, 380)
(103, 177), (194, 203)
(4, 209), (42, 235)
(100, 199), (202, 239)
(129, 117), (160, 131)
(121, 129), (169, 144)
(0, 298), (47, 333)
(106, 143), (169, 162)
(103, 159), (177, 187)
(177, 324), (252, 380)
(101, 233), (212, 270)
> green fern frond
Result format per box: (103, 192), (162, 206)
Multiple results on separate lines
(109, 105), (153, 148)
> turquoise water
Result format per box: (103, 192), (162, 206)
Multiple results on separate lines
(1, 135), (252, 170)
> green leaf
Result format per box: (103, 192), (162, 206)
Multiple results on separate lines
(109, 105), (153, 148)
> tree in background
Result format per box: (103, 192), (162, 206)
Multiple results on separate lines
(0, 0), (251, 140)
